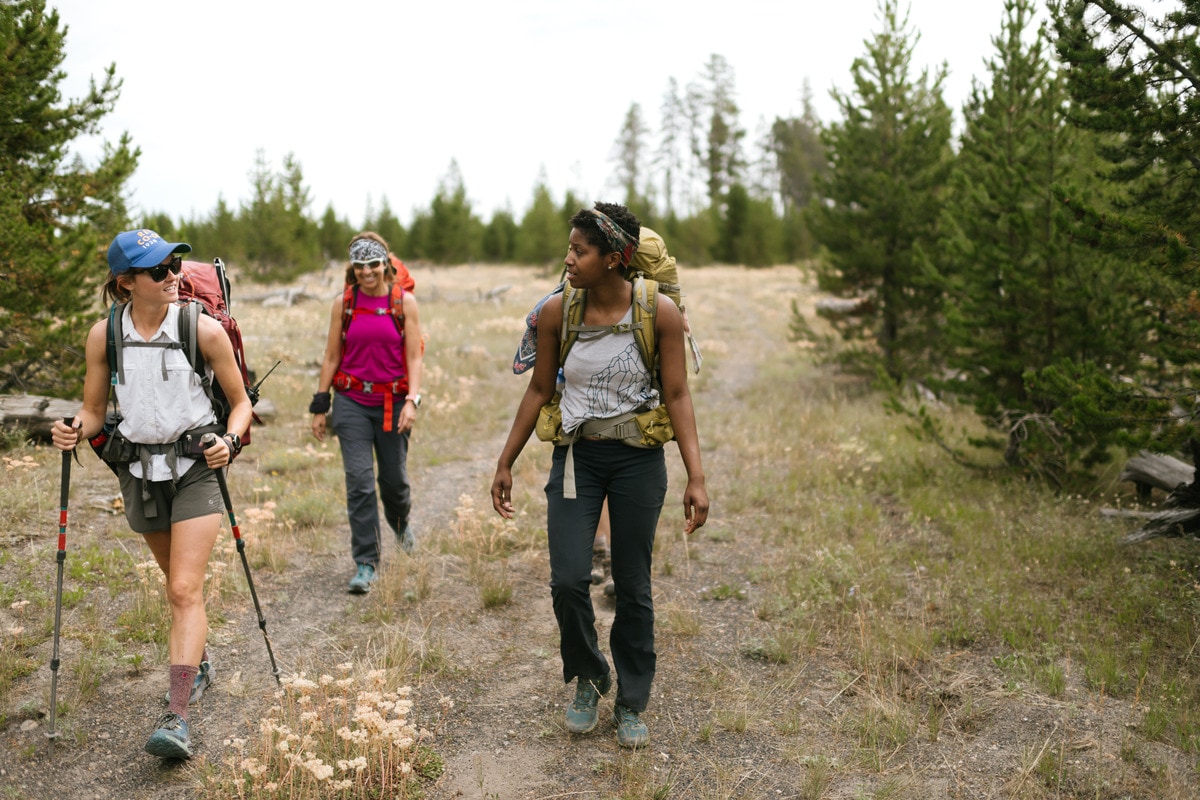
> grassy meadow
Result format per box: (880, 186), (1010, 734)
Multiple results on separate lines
(0, 263), (1198, 798)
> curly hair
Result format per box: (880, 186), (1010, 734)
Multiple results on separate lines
(569, 202), (641, 262)
(344, 231), (396, 286)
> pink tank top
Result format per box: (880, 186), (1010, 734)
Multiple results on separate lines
(338, 290), (406, 407)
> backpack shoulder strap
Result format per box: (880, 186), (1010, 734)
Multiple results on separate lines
(340, 285), (357, 340)
(107, 303), (124, 386)
(390, 282), (406, 333)
(631, 277), (659, 374)
(178, 300), (205, 377)
(559, 285), (586, 365)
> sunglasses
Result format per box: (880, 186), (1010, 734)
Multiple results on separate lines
(139, 256), (183, 282)
(351, 258), (386, 269)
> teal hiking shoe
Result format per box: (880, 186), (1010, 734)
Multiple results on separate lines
(564, 673), (611, 734)
(397, 524), (416, 555)
(348, 563), (376, 594)
(614, 704), (649, 748)
(163, 660), (213, 705)
(144, 711), (192, 759)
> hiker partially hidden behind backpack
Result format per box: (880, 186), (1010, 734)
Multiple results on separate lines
(51, 229), (253, 761)
(491, 202), (708, 749)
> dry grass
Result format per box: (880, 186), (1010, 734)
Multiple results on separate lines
(1, 264), (1199, 798)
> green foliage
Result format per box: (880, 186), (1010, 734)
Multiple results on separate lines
(516, 179), (568, 267)
(0, 0), (138, 396)
(1042, 0), (1200, 456)
(481, 207), (518, 262)
(805, 0), (954, 381)
(925, 0), (1149, 475)
(409, 160), (479, 264)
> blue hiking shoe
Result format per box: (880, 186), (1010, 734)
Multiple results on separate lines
(564, 673), (611, 734)
(348, 563), (376, 594)
(144, 711), (192, 759)
(163, 660), (213, 705)
(614, 704), (649, 748)
(397, 524), (416, 555)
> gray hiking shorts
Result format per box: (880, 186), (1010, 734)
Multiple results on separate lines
(117, 460), (223, 533)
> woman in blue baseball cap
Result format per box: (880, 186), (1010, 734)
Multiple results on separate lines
(50, 228), (252, 760)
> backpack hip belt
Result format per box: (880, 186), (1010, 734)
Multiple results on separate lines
(333, 370), (409, 431)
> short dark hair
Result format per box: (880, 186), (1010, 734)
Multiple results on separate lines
(569, 202), (641, 257)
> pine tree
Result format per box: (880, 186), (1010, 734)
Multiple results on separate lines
(0, 0), (138, 396)
(516, 177), (564, 267)
(1043, 0), (1200, 454)
(611, 103), (649, 209)
(806, 0), (953, 380)
(933, 0), (1144, 470)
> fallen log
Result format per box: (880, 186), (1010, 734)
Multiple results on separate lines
(0, 395), (80, 441)
(1119, 450), (1194, 499)
(1113, 440), (1200, 543)
(1, 394), (275, 444)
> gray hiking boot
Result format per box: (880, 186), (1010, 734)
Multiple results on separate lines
(614, 704), (649, 748)
(564, 673), (611, 734)
(144, 711), (192, 759)
(163, 660), (213, 705)
(397, 524), (416, 555)
(348, 563), (376, 594)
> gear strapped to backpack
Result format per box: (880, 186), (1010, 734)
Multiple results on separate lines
(534, 275), (675, 449)
(89, 258), (266, 474)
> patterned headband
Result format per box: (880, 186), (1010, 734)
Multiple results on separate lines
(586, 208), (638, 267)
(349, 239), (388, 263)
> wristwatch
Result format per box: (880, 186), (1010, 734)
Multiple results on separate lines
(406, 394), (422, 409)
(223, 432), (242, 455)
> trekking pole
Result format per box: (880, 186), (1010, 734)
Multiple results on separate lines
(202, 434), (283, 684)
(47, 417), (73, 745)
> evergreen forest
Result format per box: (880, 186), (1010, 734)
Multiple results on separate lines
(2, 0), (1199, 481)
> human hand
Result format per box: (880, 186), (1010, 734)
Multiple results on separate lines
(311, 414), (327, 442)
(491, 470), (515, 519)
(682, 478), (709, 535)
(201, 434), (232, 469)
(50, 418), (81, 452)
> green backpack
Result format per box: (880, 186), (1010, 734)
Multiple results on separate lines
(535, 275), (674, 448)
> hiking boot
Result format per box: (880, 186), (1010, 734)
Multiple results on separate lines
(564, 673), (611, 734)
(348, 563), (376, 594)
(163, 660), (213, 705)
(144, 711), (192, 759)
(591, 542), (610, 585)
(397, 524), (416, 555)
(614, 704), (649, 748)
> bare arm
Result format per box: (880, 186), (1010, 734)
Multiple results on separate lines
(311, 294), (345, 442)
(655, 297), (709, 533)
(396, 291), (422, 433)
(197, 314), (252, 468)
(491, 293), (562, 518)
(50, 319), (111, 450)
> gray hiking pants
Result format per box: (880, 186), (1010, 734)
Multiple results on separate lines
(545, 439), (667, 712)
(330, 393), (412, 568)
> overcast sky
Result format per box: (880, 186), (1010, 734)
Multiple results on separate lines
(51, 0), (1032, 226)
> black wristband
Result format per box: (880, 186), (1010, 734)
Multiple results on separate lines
(309, 391), (332, 414)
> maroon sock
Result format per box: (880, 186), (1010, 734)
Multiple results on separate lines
(168, 664), (198, 718)
(202, 647), (209, 664)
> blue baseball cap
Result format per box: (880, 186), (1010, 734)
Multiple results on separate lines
(107, 229), (192, 275)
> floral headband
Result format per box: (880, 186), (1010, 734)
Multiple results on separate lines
(586, 209), (638, 267)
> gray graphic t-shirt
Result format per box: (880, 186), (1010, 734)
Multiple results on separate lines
(560, 306), (658, 435)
